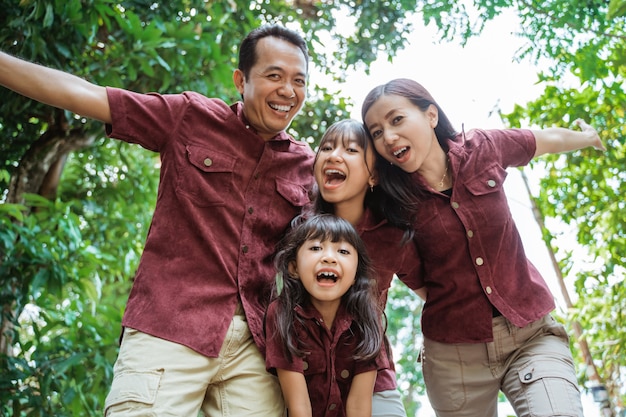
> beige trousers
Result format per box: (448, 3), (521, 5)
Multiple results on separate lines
(104, 307), (284, 417)
(422, 314), (583, 417)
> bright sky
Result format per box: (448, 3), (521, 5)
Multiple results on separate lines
(326, 9), (601, 417)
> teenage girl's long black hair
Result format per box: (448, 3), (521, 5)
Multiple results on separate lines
(307, 118), (414, 241)
(360, 78), (458, 226)
(271, 213), (384, 362)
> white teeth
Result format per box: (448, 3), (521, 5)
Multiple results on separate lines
(270, 103), (292, 112)
(393, 147), (407, 156)
(318, 271), (337, 278)
(324, 169), (345, 177)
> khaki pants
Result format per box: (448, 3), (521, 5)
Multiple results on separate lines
(104, 307), (284, 417)
(422, 314), (583, 417)
(373, 389), (407, 417)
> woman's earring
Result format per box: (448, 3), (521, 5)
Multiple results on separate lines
(370, 184), (374, 192)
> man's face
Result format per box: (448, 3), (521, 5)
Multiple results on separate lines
(233, 36), (308, 141)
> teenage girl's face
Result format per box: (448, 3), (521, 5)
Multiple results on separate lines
(314, 132), (376, 207)
(290, 237), (358, 312)
(364, 94), (439, 174)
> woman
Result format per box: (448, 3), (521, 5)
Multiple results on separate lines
(361, 78), (604, 417)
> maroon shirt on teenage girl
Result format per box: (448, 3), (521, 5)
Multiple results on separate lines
(354, 208), (423, 392)
(105, 87), (315, 357)
(411, 129), (556, 343)
(265, 302), (389, 417)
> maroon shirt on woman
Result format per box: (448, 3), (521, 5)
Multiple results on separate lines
(411, 129), (555, 343)
(105, 87), (315, 357)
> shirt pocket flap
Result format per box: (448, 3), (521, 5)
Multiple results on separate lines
(464, 163), (507, 197)
(517, 359), (578, 386)
(276, 177), (310, 207)
(186, 144), (236, 173)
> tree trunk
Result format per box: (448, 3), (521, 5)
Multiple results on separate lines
(520, 169), (613, 415)
(0, 111), (95, 357)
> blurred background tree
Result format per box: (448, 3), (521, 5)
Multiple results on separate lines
(1, 0), (624, 415)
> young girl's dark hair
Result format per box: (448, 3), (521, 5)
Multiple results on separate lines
(360, 78), (458, 225)
(308, 118), (414, 238)
(271, 213), (384, 362)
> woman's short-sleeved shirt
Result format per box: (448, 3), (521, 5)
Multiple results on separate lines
(413, 128), (555, 343)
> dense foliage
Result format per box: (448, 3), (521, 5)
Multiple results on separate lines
(1, 0), (624, 415)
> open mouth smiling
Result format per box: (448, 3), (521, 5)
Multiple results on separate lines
(393, 146), (409, 159)
(269, 103), (293, 113)
(323, 169), (346, 185)
(317, 271), (338, 283)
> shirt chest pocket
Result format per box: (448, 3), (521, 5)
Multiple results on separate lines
(177, 145), (237, 207)
(464, 163), (507, 197)
(265, 177), (311, 233)
(463, 163), (510, 224)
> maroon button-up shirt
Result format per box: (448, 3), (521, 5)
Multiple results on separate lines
(355, 208), (422, 392)
(412, 128), (555, 343)
(265, 302), (388, 417)
(106, 87), (315, 357)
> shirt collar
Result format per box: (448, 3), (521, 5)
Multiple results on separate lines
(355, 207), (388, 233)
(232, 101), (293, 143)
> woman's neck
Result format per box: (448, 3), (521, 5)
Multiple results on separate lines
(420, 146), (450, 191)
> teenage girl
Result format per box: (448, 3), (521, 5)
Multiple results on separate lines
(265, 213), (387, 417)
(361, 78), (604, 417)
(310, 118), (426, 416)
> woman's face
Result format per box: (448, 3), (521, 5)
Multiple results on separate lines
(314, 131), (376, 207)
(364, 94), (439, 173)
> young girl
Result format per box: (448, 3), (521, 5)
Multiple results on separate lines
(310, 118), (425, 416)
(265, 213), (388, 417)
(361, 78), (605, 417)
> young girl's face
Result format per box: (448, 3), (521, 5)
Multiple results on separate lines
(364, 94), (439, 174)
(314, 131), (376, 206)
(290, 237), (358, 310)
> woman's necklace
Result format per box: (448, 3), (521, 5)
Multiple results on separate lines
(436, 158), (449, 189)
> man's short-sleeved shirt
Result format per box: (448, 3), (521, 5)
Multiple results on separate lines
(412, 129), (555, 343)
(265, 302), (388, 417)
(106, 87), (315, 357)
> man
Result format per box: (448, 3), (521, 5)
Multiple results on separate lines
(0, 24), (315, 416)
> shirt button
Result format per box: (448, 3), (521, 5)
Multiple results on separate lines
(467, 230), (474, 238)
(302, 361), (309, 371)
(328, 404), (337, 411)
(524, 372), (532, 381)
(485, 286), (492, 294)
(248, 207), (254, 214)
(487, 179), (496, 187)
(475, 257), (484, 266)
(451, 202), (460, 209)
(340, 369), (350, 379)
(203, 158), (213, 167)
(242, 245), (249, 253)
